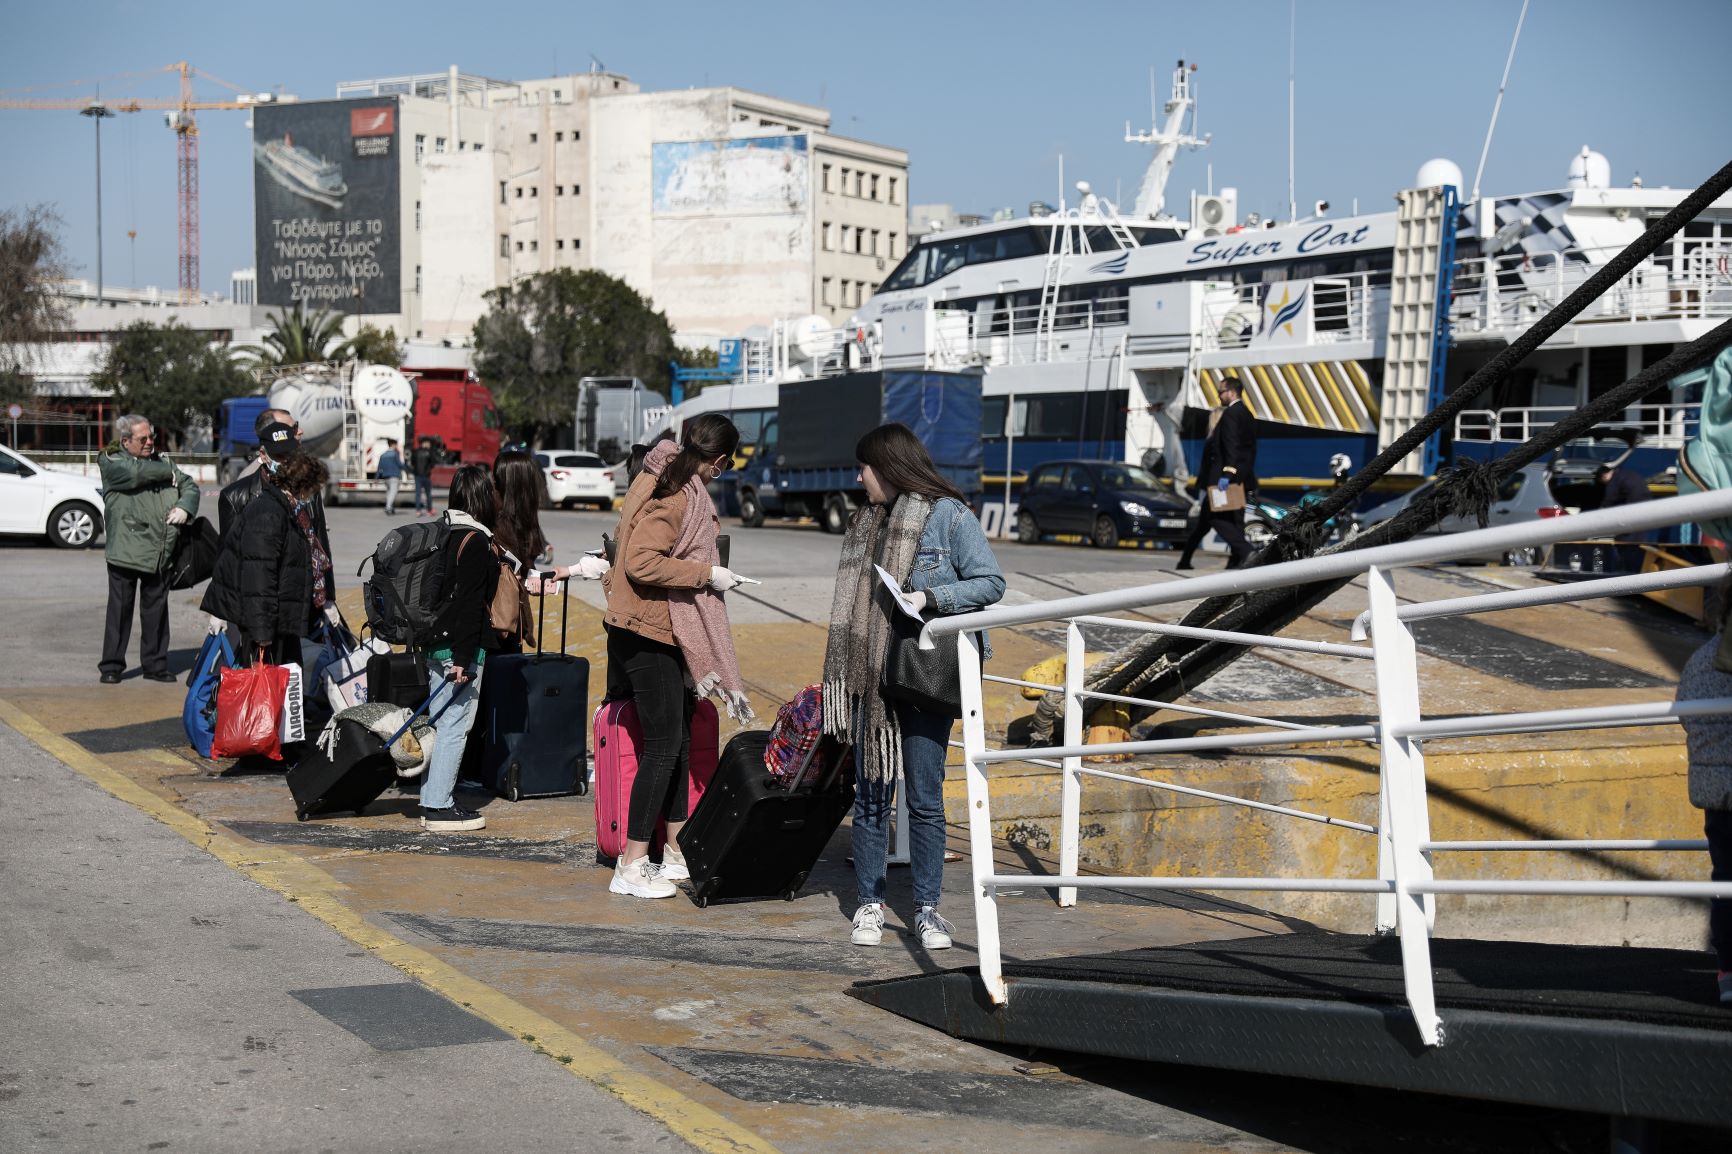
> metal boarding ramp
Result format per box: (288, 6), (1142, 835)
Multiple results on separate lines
(852, 488), (1732, 1135)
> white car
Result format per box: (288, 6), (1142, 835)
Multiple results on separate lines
(534, 451), (616, 510)
(0, 443), (105, 548)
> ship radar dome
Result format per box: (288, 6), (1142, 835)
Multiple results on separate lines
(1567, 146), (1611, 190)
(1415, 158), (1463, 192)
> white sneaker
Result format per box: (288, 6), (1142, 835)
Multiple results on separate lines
(915, 906), (954, 950)
(659, 845), (691, 882)
(609, 855), (676, 899)
(850, 902), (885, 946)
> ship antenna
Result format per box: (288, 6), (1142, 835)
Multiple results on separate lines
(1471, 0), (1530, 200)
(1287, 0), (1296, 224)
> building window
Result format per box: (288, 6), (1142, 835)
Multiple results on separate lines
(840, 278), (849, 303)
(515, 240), (524, 252)
(501, 234), (510, 257)
(556, 239), (565, 250)
(515, 187), (523, 199)
(573, 184), (580, 196)
(472, 142), (482, 151)
(822, 222), (833, 251)
(870, 174), (880, 200)
(870, 228), (880, 256)
(458, 140), (466, 150)
(889, 177), (900, 205)
(415, 134), (425, 162)
(556, 131), (564, 142)
(415, 201), (422, 231)
(530, 132), (538, 143)
(556, 185), (564, 196)
(853, 170), (863, 197)
(573, 130), (581, 140)
(435, 137), (446, 153)
(531, 186), (538, 197)
(841, 167), (851, 195)
(822, 163), (832, 193)
(889, 231), (899, 258)
(854, 228), (864, 255)
(553, 89), (561, 100)
(500, 181), (508, 204)
(415, 265), (422, 293)
(821, 276), (832, 306)
(529, 239), (538, 252)
(573, 238), (581, 250)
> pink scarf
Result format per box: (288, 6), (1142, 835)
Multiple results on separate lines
(642, 441), (752, 720)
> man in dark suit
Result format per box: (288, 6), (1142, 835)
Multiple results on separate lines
(1596, 462), (1652, 571)
(1177, 373), (1258, 570)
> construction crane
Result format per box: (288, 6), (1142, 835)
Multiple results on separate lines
(0, 62), (284, 302)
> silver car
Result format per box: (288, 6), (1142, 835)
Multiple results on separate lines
(1353, 461), (1562, 565)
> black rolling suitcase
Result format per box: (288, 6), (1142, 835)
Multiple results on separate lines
(676, 731), (854, 907)
(287, 685), (451, 821)
(472, 577), (590, 801)
(366, 650), (429, 709)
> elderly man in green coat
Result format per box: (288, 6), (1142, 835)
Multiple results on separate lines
(98, 414), (200, 684)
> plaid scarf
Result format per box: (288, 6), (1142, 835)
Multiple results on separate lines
(293, 500), (330, 611)
(821, 492), (933, 783)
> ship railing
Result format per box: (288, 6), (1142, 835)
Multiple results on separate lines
(1455, 403), (1701, 448)
(1451, 240), (1732, 336)
(963, 297), (1129, 367)
(929, 487), (1732, 1047)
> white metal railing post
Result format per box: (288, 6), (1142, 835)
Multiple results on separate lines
(957, 629), (1006, 1002)
(1367, 565), (1443, 1045)
(1058, 620), (1085, 907)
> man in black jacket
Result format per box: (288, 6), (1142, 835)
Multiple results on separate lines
(1176, 373), (1258, 570)
(411, 436), (438, 517)
(1596, 462), (1653, 571)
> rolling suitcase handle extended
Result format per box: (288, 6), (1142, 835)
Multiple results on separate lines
(529, 566), (568, 661)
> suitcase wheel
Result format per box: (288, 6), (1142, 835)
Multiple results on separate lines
(694, 893), (708, 909)
(295, 807), (309, 822)
(506, 763), (522, 803)
(782, 870), (808, 901)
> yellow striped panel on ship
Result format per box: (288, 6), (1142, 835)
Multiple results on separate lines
(1200, 363), (1379, 434)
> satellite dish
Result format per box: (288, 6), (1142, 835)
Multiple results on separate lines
(789, 315), (836, 364)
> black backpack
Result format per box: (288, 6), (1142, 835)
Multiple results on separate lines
(359, 518), (452, 646)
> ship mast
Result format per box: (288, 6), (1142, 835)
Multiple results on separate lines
(1126, 60), (1209, 221)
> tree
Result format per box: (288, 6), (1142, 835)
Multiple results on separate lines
(473, 268), (678, 446)
(673, 344), (720, 400)
(93, 321), (253, 451)
(0, 205), (70, 407)
(347, 323), (402, 367)
(236, 303), (354, 368)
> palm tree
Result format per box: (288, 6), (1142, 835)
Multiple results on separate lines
(235, 303), (355, 368)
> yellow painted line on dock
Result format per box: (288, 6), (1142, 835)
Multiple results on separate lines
(0, 698), (783, 1154)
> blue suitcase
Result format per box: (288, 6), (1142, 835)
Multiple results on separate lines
(183, 631), (236, 758)
(472, 578), (590, 801)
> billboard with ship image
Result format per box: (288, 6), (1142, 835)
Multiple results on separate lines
(253, 99), (400, 311)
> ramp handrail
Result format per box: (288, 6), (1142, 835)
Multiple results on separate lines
(941, 487), (1732, 1047)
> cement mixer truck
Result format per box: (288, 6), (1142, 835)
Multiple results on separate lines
(265, 362), (416, 505)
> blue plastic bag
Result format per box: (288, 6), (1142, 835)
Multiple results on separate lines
(183, 630), (236, 759)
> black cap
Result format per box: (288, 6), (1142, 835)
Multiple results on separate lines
(259, 421), (297, 460)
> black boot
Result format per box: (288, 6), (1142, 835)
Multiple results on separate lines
(1175, 553), (1195, 570)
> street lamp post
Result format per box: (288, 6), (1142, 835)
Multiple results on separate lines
(80, 102), (116, 307)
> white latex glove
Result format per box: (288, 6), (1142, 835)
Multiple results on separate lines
(165, 507), (189, 526)
(573, 554), (610, 580)
(707, 565), (743, 593)
(905, 590), (928, 614)
(721, 689), (755, 724)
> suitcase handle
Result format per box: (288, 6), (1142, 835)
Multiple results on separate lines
(529, 566), (569, 659)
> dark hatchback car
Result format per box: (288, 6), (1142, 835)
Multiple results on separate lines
(1015, 459), (1192, 548)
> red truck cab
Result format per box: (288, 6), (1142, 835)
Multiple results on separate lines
(404, 364), (503, 486)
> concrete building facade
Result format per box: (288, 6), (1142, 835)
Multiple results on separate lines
(298, 69), (908, 349)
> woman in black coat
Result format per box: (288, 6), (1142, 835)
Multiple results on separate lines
(201, 452), (331, 667)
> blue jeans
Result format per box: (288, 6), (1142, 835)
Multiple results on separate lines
(852, 703), (953, 909)
(414, 474), (435, 512)
(421, 660), (483, 810)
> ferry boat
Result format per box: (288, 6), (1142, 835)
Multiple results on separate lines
(668, 61), (1732, 514)
(254, 133), (348, 209)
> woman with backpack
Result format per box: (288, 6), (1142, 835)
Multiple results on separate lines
(601, 413), (752, 899)
(822, 422), (1004, 950)
(416, 464), (504, 833)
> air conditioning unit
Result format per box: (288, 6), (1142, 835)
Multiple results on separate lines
(1191, 189), (1238, 237)
(877, 257), (886, 271)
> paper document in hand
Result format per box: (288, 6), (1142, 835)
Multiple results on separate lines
(874, 564), (926, 620)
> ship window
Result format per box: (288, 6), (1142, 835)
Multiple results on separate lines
(981, 396), (1007, 437)
(881, 247), (925, 292)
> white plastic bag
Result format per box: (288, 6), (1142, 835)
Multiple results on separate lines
(323, 636), (390, 714)
(278, 663), (306, 745)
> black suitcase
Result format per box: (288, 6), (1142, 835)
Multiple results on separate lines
(472, 577), (589, 801)
(676, 731), (854, 907)
(287, 717), (401, 821)
(367, 650), (429, 709)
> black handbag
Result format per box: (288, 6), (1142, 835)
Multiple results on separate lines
(166, 515), (220, 590)
(881, 614), (964, 719)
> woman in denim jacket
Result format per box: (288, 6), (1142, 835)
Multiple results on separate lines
(822, 423), (1005, 950)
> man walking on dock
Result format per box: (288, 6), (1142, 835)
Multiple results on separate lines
(1177, 372), (1257, 570)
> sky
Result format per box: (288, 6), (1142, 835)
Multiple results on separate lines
(2, 0), (1728, 298)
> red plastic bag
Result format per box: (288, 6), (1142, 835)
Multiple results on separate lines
(211, 663), (292, 761)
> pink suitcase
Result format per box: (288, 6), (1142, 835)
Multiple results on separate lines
(593, 697), (719, 865)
